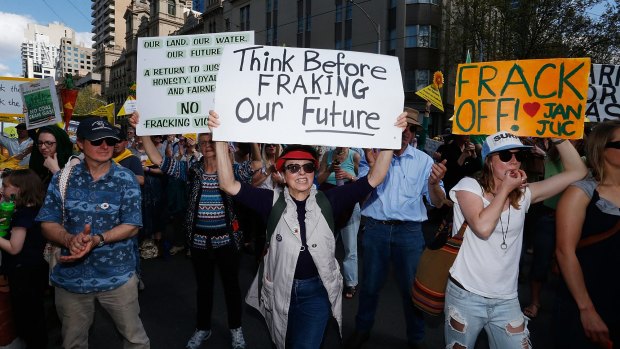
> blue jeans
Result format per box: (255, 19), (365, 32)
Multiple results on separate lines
(355, 218), (426, 343)
(286, 276), (331, 349)
(341, 204), (361, 287)
(444, 280), (531, 349)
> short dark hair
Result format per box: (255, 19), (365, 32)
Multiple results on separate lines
(2, 169), (45, 207)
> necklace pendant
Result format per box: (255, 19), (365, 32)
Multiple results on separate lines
(501, 242), (508, 250)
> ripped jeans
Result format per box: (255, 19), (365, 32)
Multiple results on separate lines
(444, 279), (531, 349)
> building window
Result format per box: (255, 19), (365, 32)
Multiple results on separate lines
(405, 25), (438, 48)
(389, 29), (397, 51)
(335, 39), (342, 50)
(168, 0), (177, 16)
(336, 2), (342, 23)
(415, 69), (430, 91)
(406, 0), (440, 4)
(240, 5), (250, 31)
(344, 38), (352, 50)
(297, 1), (303, 34)
(345, 1), (352, 20)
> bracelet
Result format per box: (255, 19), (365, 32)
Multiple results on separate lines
(551, 139), (566, 145)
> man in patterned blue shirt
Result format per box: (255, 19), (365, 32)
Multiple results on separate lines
(37, 118), (149, 349)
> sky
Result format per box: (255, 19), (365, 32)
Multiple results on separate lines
(0, 0), (93, 77)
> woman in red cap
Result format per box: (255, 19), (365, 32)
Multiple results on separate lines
(209, 110), (406, 349)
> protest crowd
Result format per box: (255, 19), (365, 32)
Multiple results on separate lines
(0, 99), (618, 349)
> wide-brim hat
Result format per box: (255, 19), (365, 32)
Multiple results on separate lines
(404, 107), (422, 127)
(481, 131), (532, 160)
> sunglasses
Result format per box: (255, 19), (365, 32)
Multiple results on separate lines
(605, 141), (620, 149)
(285, 163), (316, 174)
(90, 138), (119, 146)
(496, 150), (527, 162)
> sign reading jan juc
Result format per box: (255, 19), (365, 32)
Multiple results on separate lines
(213, 45), (404, 149)
(135, 31), (254, 136)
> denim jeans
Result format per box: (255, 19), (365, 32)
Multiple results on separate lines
(355, 217), (426, 344)
(444, 280), (531, 349)
(286, 276), (331, 349)
(341, 203), (361, 287)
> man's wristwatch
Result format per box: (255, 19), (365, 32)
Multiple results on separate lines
(96, 234), (105, 248)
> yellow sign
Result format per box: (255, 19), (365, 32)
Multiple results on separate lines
(89, 103), (115, 125)
(453, 58), (590, 139)
(415, 85), (444, 111)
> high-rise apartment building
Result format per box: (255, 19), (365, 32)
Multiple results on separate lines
(21, 23), (75, 79)
(57, 37), (96, 80)
(91, 0), (132, 98)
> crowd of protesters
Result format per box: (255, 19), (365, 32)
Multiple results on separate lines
(0, 112), (617, 349)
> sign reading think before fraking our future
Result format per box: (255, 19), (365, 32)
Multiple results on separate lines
(135, 31), (255, 136)
(213, 45), (404, 149)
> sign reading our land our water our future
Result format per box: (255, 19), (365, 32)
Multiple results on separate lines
(587, 63), (620, 122)
(213, 45), (404, 149)
(453, 58), (590, 139)
(135, 31), (254, 136)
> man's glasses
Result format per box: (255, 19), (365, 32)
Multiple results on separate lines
(285, 163), (316, 174)
(605, 141), (620, 149)
(497, 150), (527, 162)
(90, 138), (119, 146)
(403, 125), (418, 133)
(37, 141), (56, 147)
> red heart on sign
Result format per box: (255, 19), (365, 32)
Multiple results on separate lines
(523, 102), (540, 117)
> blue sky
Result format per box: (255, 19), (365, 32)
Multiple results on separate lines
(0, 0), (92, 77)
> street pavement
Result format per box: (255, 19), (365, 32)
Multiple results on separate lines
(46, 222), (559, 349)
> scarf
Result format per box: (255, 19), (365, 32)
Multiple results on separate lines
(112, 149), (134, 164)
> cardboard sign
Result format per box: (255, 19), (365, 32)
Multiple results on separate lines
(20, 77), (63, 129)
(586, 63), (620, 122)
(424, 138), (443, 155)
(453, 58), (590, 139)
(0, 77), (35, 117)
(214, 45), (404, 149)
(135, 31), (255, 135)
(415, 85), (444, 111)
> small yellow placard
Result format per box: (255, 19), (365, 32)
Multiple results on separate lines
(452, 58), (590, 139)
(415, 85), (444, 111)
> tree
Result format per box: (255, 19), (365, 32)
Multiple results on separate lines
(73, 85), (107, 116)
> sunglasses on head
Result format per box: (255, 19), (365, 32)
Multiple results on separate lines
(496, 150), (527, 162)
(285, 163), (316, 174)
(90, 138), (119, 146)
(605, 141), (620, 149)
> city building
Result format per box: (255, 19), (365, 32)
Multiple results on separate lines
(91, 0), (132, 99)
(21, 23), (74, 79)
(57, 37), (96, 80)
(99, 0), (451, 132)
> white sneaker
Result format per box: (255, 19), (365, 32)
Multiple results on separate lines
(230, 327), (246, 349)
(186, 329), (211, 349)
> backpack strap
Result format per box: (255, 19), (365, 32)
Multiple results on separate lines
(314, 191), (335, 234)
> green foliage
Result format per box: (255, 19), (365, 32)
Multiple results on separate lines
(73, 85), (106, 115)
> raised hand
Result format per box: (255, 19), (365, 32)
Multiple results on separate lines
(43, 153), (61, 173)
(429, 159), (447, 186)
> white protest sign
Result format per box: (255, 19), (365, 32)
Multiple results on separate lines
(586, 63), (620, 122)
(213, 45), (404, 149)
(20, 77), (62, 129)
(0, 77), (35, 117)
(135, 31), (254, 135)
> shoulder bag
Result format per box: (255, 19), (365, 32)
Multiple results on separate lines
(412, 220), (467, 316)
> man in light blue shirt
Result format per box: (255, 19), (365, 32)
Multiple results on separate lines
(346, 108), (447, 349)
(0, 123), (33, 166)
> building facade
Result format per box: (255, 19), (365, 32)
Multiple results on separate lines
(92, 0), (132, 99)
(57, 37), (96, 80)
(21, 23), (75, 79)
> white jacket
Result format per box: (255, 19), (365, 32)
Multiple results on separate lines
(246, 186), (343, 348)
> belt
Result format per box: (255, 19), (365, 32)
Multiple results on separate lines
(449, 275), (467, 291)
(377, 219), (405, 225)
